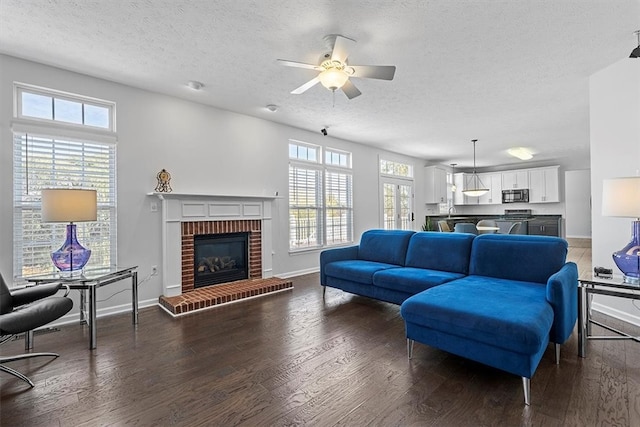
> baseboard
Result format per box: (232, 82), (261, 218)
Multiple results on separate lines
(45, 297), (159, 329)
(592, 301), (640, 328)
(277, 267), (319, 279)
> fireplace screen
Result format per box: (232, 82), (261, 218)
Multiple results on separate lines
(194, 232), (249, 288)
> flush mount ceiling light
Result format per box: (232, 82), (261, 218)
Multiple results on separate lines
(630, 30), (640, 58)
(507, 147), (534, 160)
(187, 80), (204, 90)
(462, 139), (490, 197)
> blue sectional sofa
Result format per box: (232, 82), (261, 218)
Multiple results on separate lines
(319, 229), (578, 405)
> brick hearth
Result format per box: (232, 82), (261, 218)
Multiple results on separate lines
(159, 277), (293, 316)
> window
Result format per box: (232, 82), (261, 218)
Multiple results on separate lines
(12, 85), (116, 278)
(17, 84), (114, 131)
(380, 159), (413, 178)
(289, 142), (353, 250)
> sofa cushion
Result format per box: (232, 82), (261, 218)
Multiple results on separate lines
(469, 234), (567, 284)
(405, 232), (475, 274)
(373, 267), (465, 294)
(358, 229), (415, 266)
(400, 276), (553, 354)
(324, 260), (400, 285)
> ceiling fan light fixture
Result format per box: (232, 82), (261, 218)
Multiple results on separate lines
(318, 67), (349, 91)
(462, 139), (490, 197)
(507, 147), (533, 160)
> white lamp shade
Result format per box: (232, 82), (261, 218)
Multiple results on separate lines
(602, 177), (640, 218)
(41, 188), (97, 222)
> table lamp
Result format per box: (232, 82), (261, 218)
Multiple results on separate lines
(602, 177), (640, 285)
(41, 188), (97, 272)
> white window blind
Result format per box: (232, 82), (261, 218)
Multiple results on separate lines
(13, 133), (117, 278)
(288, 164), (323, 249)
(325, 170), (353, 245)
(288, 142), (353, 250)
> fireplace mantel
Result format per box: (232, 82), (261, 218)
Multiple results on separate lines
(150, 192), (275, 297)
(148, 192), (279, 200)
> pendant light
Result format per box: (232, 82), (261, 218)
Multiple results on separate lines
(450, 163), (457, 192)
(462, 139), (489, 197)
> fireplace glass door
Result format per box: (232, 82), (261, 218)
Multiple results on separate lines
(194, 232), (249, 288)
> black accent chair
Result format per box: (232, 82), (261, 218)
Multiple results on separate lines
(0, 273), (73, 387)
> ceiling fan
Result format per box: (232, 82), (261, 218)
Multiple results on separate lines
(277, 34), (396, 99)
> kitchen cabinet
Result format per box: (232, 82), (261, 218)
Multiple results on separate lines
(453, 173), (473, 205)
(477, 172), (503, 205)
(528, 217), (560, 237)
(528, 166), (559, 203)
(425, 166), (448, 204)
(502, 170), (529, 189)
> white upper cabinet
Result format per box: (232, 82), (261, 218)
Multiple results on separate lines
(424, 166), (448, 204)
(477, 172), (503, 205)
(528, 166), (560, 203)
(453, 173), (472, 205)
(501, 170), (529, 189)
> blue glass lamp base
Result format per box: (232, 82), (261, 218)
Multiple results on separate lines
(612, 220), (640, 286)
(51, 223), (91, 272)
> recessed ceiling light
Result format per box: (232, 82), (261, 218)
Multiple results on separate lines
(266, 104), (278, 112)
(507, 147), (533, 160)
(187, 80), (204, 90)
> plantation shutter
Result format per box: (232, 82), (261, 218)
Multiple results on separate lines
(13, 132), (117, 278)
(288, 164), (323, 249)
(325, 170), (353, 245)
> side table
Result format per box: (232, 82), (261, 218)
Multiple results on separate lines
(27, 266), (138, 349)
(578, 273), (640, 357)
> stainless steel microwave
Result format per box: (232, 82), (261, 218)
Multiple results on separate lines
(502, 189), (529, 203)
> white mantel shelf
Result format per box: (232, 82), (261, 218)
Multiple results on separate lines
(147, 192), (280, 200)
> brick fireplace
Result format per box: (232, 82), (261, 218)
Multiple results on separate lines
(151, 192), (276, 298)
(181, 219), (262, 293)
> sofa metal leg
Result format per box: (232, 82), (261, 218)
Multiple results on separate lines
(522, 377), (531, 406)
(322, 286), (326, 299)
(407, 339), (414, 360)
(555, 343), (560, 365)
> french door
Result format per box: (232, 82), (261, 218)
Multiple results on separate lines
(381, 179), (414, 230)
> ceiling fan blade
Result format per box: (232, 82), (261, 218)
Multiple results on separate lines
(341, 79), (362, 99)
(277, 59), (321, 70)
(291, 77), (320, 94)
(331, 35), (356, 63)
(350, 65), (396, 80)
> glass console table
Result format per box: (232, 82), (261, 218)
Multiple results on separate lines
(27, 266), (138, 349)
(578, 273), (640, 357)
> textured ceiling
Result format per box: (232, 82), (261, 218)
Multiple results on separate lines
(1, 0), (638, 169)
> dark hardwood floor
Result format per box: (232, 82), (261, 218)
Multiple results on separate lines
(2, 248), (639, 426)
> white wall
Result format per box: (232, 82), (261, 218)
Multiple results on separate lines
(0, 54), (427, 316)
(564, 169), (591, 238)
(589, 58), (640, 326)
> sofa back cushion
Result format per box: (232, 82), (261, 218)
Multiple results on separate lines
(358, 229), (415, 265)
(470, 234), (567, 283)
(405, 232), (475, 274)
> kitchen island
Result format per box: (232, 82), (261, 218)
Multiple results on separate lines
(425, 211), (562, 237)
